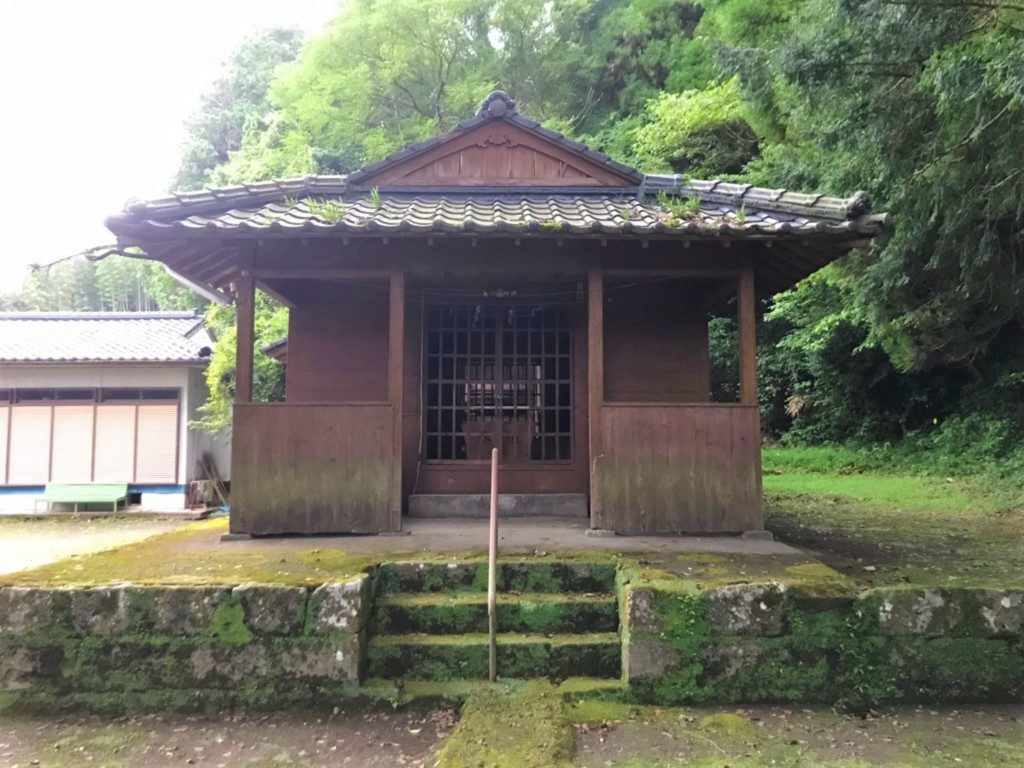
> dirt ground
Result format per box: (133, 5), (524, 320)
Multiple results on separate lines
(3, 704), (1023, 767)
(0, 517), (187, 576)
(0, 707), (456, 768)
(574, 704), (1024, 767)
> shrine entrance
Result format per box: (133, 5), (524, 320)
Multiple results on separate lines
(422, 301), (573, 465)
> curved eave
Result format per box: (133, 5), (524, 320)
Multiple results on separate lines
(107, 213), (887, 242)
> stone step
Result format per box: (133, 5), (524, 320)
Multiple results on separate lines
(366, 632), (622, 680)
(360, 676), (626, 703)
(408, 493), (588, 518)
(374, 561), (617, 596)
(373, 592), (619, 635)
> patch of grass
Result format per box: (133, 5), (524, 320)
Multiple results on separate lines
(764, 446), (1024, 588)
(765, 473), (984, 514)
(0, 518), (381, 587)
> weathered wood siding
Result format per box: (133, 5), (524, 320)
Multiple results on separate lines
(604, 281), (711, 403)
(597, 404), (761, 534)
(284, 282), (389, 402)
(231, 403), (394, 534)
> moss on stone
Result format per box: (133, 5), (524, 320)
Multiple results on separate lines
(367, 632), (621, 681)
(433, 681), (575, 768)
(372, 593), (618, 635)
(207, 600), (254, 645)
(698, 712), (761, 740)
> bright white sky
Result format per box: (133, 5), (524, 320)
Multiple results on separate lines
(0, 0), (341, 292)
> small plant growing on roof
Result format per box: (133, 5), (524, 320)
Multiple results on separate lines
(540, 219), (565, 231)
(283, 196), (299, 209)
(733, 205), (747, 224)
(370, 186), (382, 209)
(657, 190), (701, 223)
(305, 197), (347, 224)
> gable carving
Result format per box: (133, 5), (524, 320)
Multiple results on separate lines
(359, 121), (632, 188)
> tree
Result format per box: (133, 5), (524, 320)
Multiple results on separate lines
(194, 294), (288, 432)
(174, 27), (304, 191)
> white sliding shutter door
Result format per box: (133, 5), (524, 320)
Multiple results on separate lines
(94, 405), (137, 482)
(0, 407), (9, 484)
(135, 404), (178, 483)
(8, 406), (52, 484)
(50, 406), (95, 482)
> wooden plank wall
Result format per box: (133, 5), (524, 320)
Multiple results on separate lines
(231, 403), (394, 535)
(597, 404), (762, 534)
(603, 281), (711, 403)
(284, 282), (389, 402)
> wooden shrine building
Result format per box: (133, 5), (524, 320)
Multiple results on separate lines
(106, 91), (886, 536)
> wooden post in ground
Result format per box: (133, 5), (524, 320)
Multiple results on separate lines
(587, 269), (604, 529)
(488, 446), (499, 682)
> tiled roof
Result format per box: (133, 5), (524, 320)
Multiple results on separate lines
(106, 92), (884, 243)
(108, 180), (884, 240)
(0, 312), (213, 364)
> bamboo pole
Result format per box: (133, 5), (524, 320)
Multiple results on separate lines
(488, 446), (499, 682)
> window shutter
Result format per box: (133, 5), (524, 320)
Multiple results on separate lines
(0, 407), (9, 484)
(135, 404), (178, 483)
(8, 406), (53, 484)
(50, 406), (95, 482)
(93, 405), (137, 483)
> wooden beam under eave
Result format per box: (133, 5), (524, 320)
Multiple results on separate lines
(737, 263), (757, 406)
(235, 262), (256, 404)
(388, 270), (405, 532)
(587, 269), (605, 530)
(255, 279), (296, 309)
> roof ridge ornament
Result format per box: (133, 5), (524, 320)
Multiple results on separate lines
(478, 90), (516, 118)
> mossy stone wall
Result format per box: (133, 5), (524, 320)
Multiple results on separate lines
(0, 576), (369, 713)
(623, 582), (1024, 708)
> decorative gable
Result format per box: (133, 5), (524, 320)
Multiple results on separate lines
(350, 91), (640, 189)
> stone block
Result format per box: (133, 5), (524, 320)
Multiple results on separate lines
(310, 576), (368, 634)
(0, 588), (71, 637)
(280, 635), (363, 682)
(233, 584), (308, 635)
(625, 587), (662, 633)
(189, 643), (271, 685)
(131, 586), (232, 635)
(979, 590), (1024, 638)
(706, 583), (788, 636)
(625, 638), (678, 679)
(876, 589), (966, 637)
(71, 586), (131, 635)
(0, 646), (64, 690)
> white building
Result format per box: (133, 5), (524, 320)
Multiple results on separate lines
(0, 311), (229, 512)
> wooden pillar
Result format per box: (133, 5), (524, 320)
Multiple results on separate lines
(234, 267), (256, 404)
(587, 269), (605, 529)
(388, 270), (405, 531)
(737, 263), (757, 405)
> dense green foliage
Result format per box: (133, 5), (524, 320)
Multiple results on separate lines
(174, 28), (303, 191)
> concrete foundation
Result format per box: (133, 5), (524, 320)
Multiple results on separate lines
(408, 493), (588, 519)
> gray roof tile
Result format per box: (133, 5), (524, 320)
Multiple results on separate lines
(0, 312), (213, 364)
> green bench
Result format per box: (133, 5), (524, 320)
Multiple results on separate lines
(35, 483), (130, 514)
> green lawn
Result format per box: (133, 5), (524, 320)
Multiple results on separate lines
(763, 446), (1024, 587)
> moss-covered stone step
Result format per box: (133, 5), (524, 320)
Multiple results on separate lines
(373, 593), (619, 635)
(366, 632), (622, 680)
(373, 561), (617, 596)
(360, 676), (627, 705)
